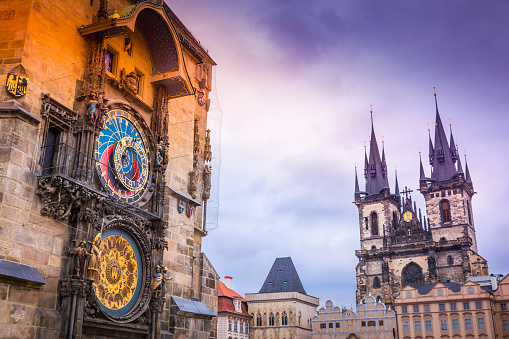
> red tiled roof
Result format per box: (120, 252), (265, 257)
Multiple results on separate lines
(217, 281), (251, 317)
(218, 281), (244, 300)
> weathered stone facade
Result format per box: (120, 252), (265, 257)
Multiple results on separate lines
(0, 1), (218, 338)
(354, 102), (488, 307)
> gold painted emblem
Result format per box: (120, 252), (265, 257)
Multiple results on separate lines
(6, 73), (28, 97)
(403, 211), (413, 222)
(94, 234), (138, 310)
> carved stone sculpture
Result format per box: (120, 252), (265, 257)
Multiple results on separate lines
(122, 71), (139, 94)
(202, 164), (211, 201)
(87, 233), (102, 281)
(73, 241), (91, 278)
(188, 155), (199, 199)
(204, 129), (212, 162)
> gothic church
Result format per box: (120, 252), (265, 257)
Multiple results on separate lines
(354, 94), (488, 306)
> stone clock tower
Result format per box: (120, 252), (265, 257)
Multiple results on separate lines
(354, 96), (488, 307)
(0, 1), (219, 338)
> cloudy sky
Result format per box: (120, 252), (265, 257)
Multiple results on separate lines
(169, 0), (509, 308)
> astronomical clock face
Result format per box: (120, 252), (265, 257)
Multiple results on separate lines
(93, 228), (143, 316)
(95, 109), (150, 203)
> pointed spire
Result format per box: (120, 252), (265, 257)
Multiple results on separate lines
(449, 123), (458, 163)
(419, 152), (426, 180)
(355, 167), (360, 194)
(456, 152), (464, 174)
(364, 146), (368, 179)
(365, 107), (389, 195)
(428, 128), (434, 165)
(431, 90), (457, 181)
(394, 169), (400, 196)
(465, 155), (472, 183)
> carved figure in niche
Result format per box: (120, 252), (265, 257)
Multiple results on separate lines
(124, 36), (132, 56)
(204, 129), (212, 162)
(87, 233), (102, 281)
(151, 265), (163, 297)
(73, 241), (91, 278)
(161, 267), (170, 297)
(122, 71), (139, 94)
(202, 164), (212, 201)
(86, 93), (101, 125)
(188, 155), (199, 199)
(156, 141), (170, 167)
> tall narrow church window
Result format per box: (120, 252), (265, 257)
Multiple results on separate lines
(256, 314), (262, 326)
(269, 313), (275, 326)
(440, 200), (451, 223)
(42, 127), (60, 175)
(401, 262), (424, 288)
(371, 212), (379, 236)
(393, 211), (398, 229)
(373, 276), (381, 288)
(447, 255), (453, 266)
(282, 312), (288, 326)
(365, 217), (369, 230)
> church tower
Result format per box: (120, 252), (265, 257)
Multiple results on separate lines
(354, 96), (488, 307)
(419, 92), (488, 279)
(354, 112), (400, 305)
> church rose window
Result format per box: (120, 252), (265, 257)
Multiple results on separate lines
(401, 262), (424, 287)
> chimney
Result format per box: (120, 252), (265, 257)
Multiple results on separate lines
(224, 276), (233, 289)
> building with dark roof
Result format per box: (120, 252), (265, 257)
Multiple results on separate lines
(217, 276), (252, 339)
(246, 257), (319, 339)
(354, 95), (489, 308)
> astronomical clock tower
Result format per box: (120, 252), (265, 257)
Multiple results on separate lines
(0, 1), (218, 338)
(354, 97), (488, 306)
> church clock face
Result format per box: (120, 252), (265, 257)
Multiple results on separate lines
(95, 109), (150, 203)
(403, 211), (413, 222)
(93, 228), (143, 316)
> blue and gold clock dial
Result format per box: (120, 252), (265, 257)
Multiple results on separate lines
(95, 110), (150, 203)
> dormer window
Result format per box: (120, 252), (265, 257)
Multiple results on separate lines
(233, 298), (242, 313)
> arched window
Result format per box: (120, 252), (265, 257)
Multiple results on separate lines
(371, 212), (379, 236)
(371, 245), (376, 251)
(282, 311), (288, 326)
(256, 313), (262, 326)
(440, 237), (446, 243)
(401, 262), (424, 288)
(440, 200), (451, 223)
(447, 255), (453, 266)
(373, 276), (381, 288)
(393, 211), (398, 229)
(376, 295), (382, 303)
(269, 313), (275, 326)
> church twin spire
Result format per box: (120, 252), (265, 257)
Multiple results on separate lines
(362, 110), (390, 195)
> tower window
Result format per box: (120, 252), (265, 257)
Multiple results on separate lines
(373, 276), (381, 288)
(256, 314), (262, 326)
(371, 212), (379, 236)
(447, 255), (453, 266)
(440, 200), (451, 223)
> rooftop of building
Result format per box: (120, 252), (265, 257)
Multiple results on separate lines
(258, 257), (307, 295)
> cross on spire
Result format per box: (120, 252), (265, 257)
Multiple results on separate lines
(401, 186), (413, 199)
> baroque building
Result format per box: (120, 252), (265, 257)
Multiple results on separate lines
(394, 274), (509, 338)
(312, 295), (396, 339)
(217, 276), (251, 339)
(246, 257), (319, 339)
(354, 95), (489, 307)
(0, 1), (219, 338)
